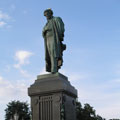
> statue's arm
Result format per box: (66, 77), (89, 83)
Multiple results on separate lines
(54, 17), (65, 41)
(42, 25), (47, 38)
(42, 23), (52, 38)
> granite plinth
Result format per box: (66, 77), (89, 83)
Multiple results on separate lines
(28, 73), (77, 120)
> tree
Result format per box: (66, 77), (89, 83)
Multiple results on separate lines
(82, 103), (96, 120)
(76, 101), (84, 120)
(96, 115), (106, 120)
(5, 100), (31, 120)
(76, 101), (106, 120)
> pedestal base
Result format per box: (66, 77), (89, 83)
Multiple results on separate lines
(28, 73), (77, 120)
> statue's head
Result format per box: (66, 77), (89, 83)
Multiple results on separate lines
(44, 9), (53, 20)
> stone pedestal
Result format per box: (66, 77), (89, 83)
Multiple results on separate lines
(28, 73), (77, 120)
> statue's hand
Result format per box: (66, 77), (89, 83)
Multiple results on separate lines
(42, 26), (47, 37)
(59, 34), (64, 41)
(42, 30), (47, 38)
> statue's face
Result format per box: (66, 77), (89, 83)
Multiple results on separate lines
(44, 12), (52, 20)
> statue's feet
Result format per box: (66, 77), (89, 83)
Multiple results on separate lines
(51, 71), (58, 74)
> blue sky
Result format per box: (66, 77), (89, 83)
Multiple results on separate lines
(0, 0), (120, 119)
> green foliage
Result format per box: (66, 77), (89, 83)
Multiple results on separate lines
(76, 101), (106, 120)
(5, 100), (31, 120)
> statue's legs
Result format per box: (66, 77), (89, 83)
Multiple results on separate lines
(47, 37), (57, 73)
(51, 55), (57, 73)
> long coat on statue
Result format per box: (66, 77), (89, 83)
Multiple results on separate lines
(42, 16), (66, 72)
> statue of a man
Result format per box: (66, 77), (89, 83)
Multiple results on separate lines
(42, 9), (66, 73)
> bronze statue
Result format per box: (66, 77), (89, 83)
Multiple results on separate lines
(42, 9), (66, 73)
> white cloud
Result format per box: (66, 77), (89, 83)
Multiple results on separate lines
(14, 50), (33, 68)
(58, 70), (120, 119)
(114, 78), (120, 83)
(6, 25), (12, 29)
(0, 76), (3, 81)
(39, 67), (49, 75)
(0, 74), (35, 120)
(0, 76), (21, 100)
(60, 69), (88, 82)
(38, 68), (120, 119)
(0, 11), (10, 20)
(97, 104), (120, 119)
(14, 50), (33, 77)
(75, 79), (120, 120)
(0, 21), (6, 27)
(0, 77), (31, 120)
(0, 10), (12, 29)
(0, 75), (34, 104)
(1, 66), (120, 120)
(19, 69), (31, 77)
